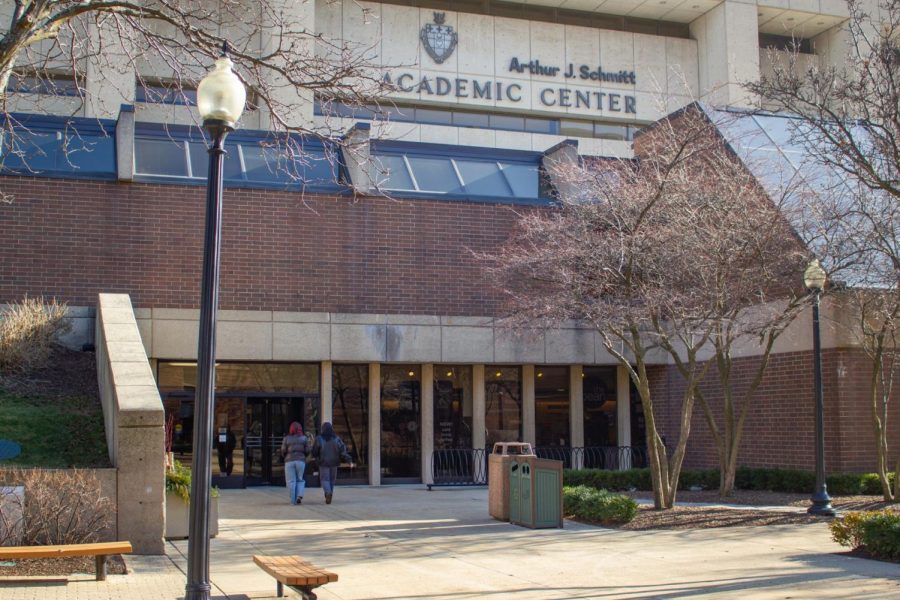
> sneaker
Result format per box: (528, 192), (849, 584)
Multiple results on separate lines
(297, 497), (302, 505)
(325, 494), (332, 504)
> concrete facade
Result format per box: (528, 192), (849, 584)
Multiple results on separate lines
(96, 294), (166, 555)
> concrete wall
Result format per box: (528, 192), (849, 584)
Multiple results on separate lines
(96, 293), (166, 555)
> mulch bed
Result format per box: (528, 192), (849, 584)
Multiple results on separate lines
(837, 547), (900, 565)
(0, 555), (126, 577)
(625, 489), (899, 512)
(608, 505), (823, 530)
(0, 345), (99, 401)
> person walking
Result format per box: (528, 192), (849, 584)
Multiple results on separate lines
(215, 423), (237, 476)
(281, 421), (309, 505)
(313, 422), (354, 504)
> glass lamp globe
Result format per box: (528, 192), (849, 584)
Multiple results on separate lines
(804, 259), (827, 291)
(197, 56), (246, 127)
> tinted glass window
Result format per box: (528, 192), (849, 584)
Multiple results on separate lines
(375, 154), (415, 190)
(583, 366), (617, 448)
(381, 365), (421, 479)
(500, 163), (540, 198)
(135, 138), (188, 176)
(187, 142), (243, 180)
(525, 117), (557, 134)
(560, 120), (594, 137)
(453, 112), (490, 128)
(489, 114), (525, 131)
(332, 364), (369, 481)
(415, 108), (453, 125)
(594, 123), (628, 140)
(240, 145), (283, 183)
(535, 367), (570, 447)
(407, 156), (462, 193)
(456, 159), (512, 197)
(3, 131), (59, 171)
(485, 366), (521, 448)
(434, 366), (473, 449)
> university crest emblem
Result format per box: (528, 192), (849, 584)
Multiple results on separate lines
(420, 12), (457, 64)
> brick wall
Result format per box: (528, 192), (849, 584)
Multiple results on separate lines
(650, 349), (900, 473)
(0, 176), (520, 315)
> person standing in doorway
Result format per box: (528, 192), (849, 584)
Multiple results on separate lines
(216, 423), (237, 476)
(313, 422), (354, 504)
(281, 422), (309, 505)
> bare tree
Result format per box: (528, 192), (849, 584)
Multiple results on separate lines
(749, 0), (900, 500)
(0, 0), (391, 192)
(486, 106), (806, 508)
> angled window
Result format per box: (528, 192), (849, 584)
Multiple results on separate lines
(133, 124), (346, 190)
(0, 114), (116, 178)
(371, 141), (546, 202)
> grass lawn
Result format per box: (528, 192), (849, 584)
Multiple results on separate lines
(0, 390), (110, 468)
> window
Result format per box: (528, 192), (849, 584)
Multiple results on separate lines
(372, 142), (544, 201)
(381, 365), (422, 480)
(0, 115), (116, 178)
(485, 366), (522, 448)
(583, 366), (617, 448)
(434, 366), (473, 450)
(135, 82), (198, 106)
(133, 124), (344, 189)
(7, 73), (80, 97)
(535, 367), (570, 447)
(332, 364), (369, 482)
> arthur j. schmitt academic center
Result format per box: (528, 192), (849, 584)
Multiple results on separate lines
(2, 0), (897, 511)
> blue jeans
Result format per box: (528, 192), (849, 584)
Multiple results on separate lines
(320, 466), (338, 496)
(285, 460), (306, 504)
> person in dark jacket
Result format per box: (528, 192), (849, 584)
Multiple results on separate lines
(281, 421), (309, 505)
(312, 422), (354, 504)
(216, 424), (237, 476)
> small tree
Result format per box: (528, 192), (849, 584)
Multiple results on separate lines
(487, 106), (805, 508)
(748, 0), (900, 500)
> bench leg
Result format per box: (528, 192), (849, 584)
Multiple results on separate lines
(277, 580), (284, 597)
(95, 555), (107, 581)
(288, 586), (318, 600)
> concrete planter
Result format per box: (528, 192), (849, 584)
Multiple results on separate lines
(164, 492), (218, 540)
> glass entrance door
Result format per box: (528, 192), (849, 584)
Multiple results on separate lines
(244, 397), (303, 486)
(381, 366), (422, 482)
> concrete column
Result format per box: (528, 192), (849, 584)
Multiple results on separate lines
(689, 1), (760, 107)
(320, 361), (333, 426)
(616, 365), (632, 470)
(570, 365), (584, 469)
(368, 363), (381, 486)
(522, 365), (536, 446)
(421, 364), (434, 485)
(473, 365), (486, 451)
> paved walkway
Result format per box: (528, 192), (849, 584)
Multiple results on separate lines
(3, 485), (899, 599)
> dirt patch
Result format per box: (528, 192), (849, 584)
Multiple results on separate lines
(837, 548), (900, 565)
(571, 505), (824, 530)
(0, 345), (98, 401)
(0, 555), (126, 577)
(625, 490), (899, 512)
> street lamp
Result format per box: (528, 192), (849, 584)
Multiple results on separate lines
(185, 43), (246, 600)
(804, 259), (835, 517)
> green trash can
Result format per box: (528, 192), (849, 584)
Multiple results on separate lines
(508, 456), (563, 529)
(509, 460), (522, 524)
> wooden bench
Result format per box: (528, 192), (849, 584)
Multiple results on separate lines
(253, 555), (338, 599)
(0, 541), (132, 581)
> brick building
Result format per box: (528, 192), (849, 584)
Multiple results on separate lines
(1, 0), (895, 488)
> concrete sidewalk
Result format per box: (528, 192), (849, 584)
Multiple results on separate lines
(3, 485), (899, 599)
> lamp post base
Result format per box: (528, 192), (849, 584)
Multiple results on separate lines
(807, 492), (836, 517)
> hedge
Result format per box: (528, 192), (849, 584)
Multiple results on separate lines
(831, 511), (900, 562)
(563, 485), (639, 525)
(563, 467), (895, 495)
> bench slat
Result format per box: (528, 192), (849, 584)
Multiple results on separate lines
(0, 542), (133, 560)
(253, 555), (338, 587)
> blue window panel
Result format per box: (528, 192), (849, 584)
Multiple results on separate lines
(135, 138), (188, 177)
(241, 145), (284, 183)
(136, 85), (197, 106)
(63, 133), (116, 173)
(188, 142), (243, 180)
(3, 131), (59, 171)
(375, 155), (414, 190)
(456, 159), (512, 197)
(407, 156), (462, 193)
(302, 151), (339, 185)
(500, 163), (539, 198)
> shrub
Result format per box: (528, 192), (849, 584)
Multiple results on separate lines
(830, 511), (868, 548)
(563, 485), (638, 525)
(0, 297), (71, 373)
(165, 460), (218, 502)
(678, 469), (719, 491)
(0, 468), (113, 545)
(860, 512), (900, 561)
(563, 469), (652, 491)
(832, 511), (900, 562)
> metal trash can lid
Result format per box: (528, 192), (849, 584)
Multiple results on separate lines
(491, 442), (534, 456)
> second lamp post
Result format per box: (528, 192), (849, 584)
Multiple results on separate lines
(804, 258), (835, 517)
(185, 45), (247, 600)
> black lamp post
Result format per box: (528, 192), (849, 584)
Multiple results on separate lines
(185, 43), (246, 600)
(804, 259), (835, 517)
